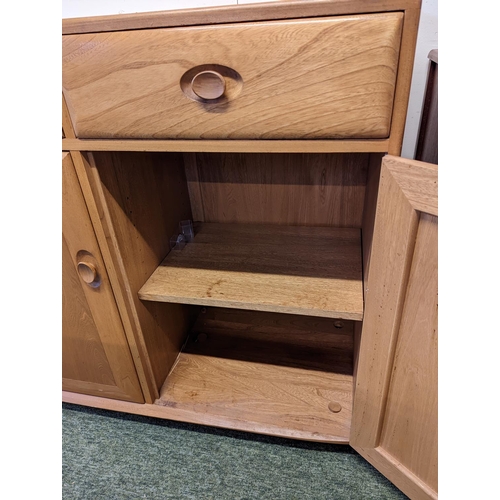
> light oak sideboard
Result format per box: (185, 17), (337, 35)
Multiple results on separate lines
(62, 1), (437, 498)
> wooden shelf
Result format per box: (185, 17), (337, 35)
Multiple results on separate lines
(155, 308), (354, 443)
(139, 223), (363, 320)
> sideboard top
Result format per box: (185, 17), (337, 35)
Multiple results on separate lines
(62, 0), (421, 35)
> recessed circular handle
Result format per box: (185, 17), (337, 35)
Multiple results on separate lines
(191, 70), (226, 100)
(77, 261), (98, 285)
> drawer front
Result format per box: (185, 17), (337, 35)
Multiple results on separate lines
(62, 13), (403, 140)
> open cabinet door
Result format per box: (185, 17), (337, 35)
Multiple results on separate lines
(351, 155), (438, 500)
(62, 152), (144, 403)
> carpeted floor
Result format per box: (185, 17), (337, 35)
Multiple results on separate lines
(62, 403), (408, 499)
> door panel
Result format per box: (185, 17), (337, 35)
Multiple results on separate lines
(351, 156), (437, 500)
(62, 152), (144, 403)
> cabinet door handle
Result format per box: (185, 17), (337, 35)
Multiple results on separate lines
(191, 70), (226, 100)
(77, 261), (100, 287)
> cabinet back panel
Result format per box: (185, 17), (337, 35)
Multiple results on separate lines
(185, 153), (369, 227)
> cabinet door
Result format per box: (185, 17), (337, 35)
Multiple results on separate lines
(351, 156), (437, 500)
(62, 152), (144, 403)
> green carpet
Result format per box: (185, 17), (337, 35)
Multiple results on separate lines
(62, 403), (408, 499)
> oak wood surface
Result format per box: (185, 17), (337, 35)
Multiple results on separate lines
(62, 152), (144, 402)
(351, 157), (420, 446)
(68, 151), (156, 403)
(63, 14), (402, 140)
(63, 389), (348, 443)
(382, 155), (438, 215)
(386, 7), (420, 155)
(86, 151), (195, 396)
(355, 446), (437, 500)
(155, 307), (354, 443)
(361, 153), (383, 287)
(62, 138), (391, 153)
(191, 70), (226, 100)
(187, 153), (369, 227)
(183, 153), (205, 222)
(350, 156), (438, 500)
(62, 94), (75, 139)
(139, 222), (363, 320)
(76, 261), (98, 284)
(380, 213), (437, 490)
(62, 0), (420, 34)
(62, 238), (114, 386)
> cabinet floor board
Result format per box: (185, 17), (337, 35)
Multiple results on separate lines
(154, 308), (353, 443)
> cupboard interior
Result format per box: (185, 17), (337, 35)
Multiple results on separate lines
(86, 150), (382, 442)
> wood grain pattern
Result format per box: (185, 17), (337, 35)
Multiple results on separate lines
(62, 0), (421, 34)
(380, 213), (437, 490)
(351, 157), (420, 447)
(63, 14), (402, 140)
(139, 223), (363, 320)
(183, 153), (205, 222)
(62, 237), (114, 386)
(383, 155), (438, 215)
(191, 70), (226, 100)
(63, 389), (348, 443)
(62, 94), (75, 139)
(361, 153), (383, 288)
(387, 7), (421, 155)
(62, 152), (144, 402)
(350, 156), (438, 500)
(62, 138), (391, 153)
(355, 446), (437, 500)
(68, 151), (157, 403)
(156, 307), (354, 442)
(86, 151), (195, 395)
(188, 153), (369, 227)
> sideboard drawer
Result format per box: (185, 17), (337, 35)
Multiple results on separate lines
(62, 13), (403, 140)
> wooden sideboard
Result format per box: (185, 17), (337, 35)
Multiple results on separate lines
(62, 1), (437, 498)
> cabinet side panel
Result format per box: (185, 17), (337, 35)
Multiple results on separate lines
(189, 153), (369, 227)
(361, 153), (383, 287)
(89, 152), (194, 395)
(354, 154), (383, 392)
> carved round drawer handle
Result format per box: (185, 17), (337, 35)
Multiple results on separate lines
(77, 261), (99, 286)
(191, 70), (226, 100)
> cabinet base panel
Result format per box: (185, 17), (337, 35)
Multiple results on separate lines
(155, 308), (354, 443)
(63, 391), (350, 444)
